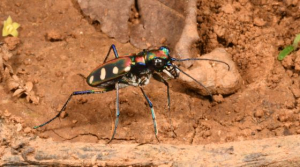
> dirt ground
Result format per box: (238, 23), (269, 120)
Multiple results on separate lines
(1, 0), (300, 159)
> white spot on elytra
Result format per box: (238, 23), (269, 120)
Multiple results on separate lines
(124, 66), (131, 72)
(100, 68), (106, 80)
(89, 76), (94, 84)
(113, 66), (119, 74)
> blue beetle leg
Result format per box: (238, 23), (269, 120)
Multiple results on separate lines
(153, 73), (170, 112)
(153, 73), (176, 137)
(140, 87), (160, 142)
(107, 82), (120, 144)
(33, 89), (109, 129)
(103, 44), (119, 63)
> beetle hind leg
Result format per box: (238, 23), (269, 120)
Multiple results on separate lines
(153, 73), (177, 138)
(107, 82), (120, 144)
(103, 44), (119, 63)
(140, 87), (160, 142)
(33, 89), (109, 129)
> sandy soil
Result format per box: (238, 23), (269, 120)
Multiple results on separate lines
(1, 0), (300, 162)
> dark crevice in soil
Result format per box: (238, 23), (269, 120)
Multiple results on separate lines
(55, 131), (137, 143)
(70, 0), (103, 32)
(52, 129), (138, 143)
(129, 0), (141, 25)
(51, 130), (100, 141)
(134, 0), (140, 14)
(190, 119), (199, 144)
(217, 36), (228, 47)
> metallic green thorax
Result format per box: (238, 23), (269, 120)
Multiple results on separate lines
(145, 47), (170, 63)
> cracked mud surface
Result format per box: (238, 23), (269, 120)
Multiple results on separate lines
(1, 0), (300, 164)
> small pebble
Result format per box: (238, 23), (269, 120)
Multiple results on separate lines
(4, 110), (11, 117)
(16, 123), (23, 132)
(60, 55), (68, 61)
(60, 111), (68, 119)
(24, 127), (32, 133)
(46, 30), (63, 42)
(254, 110), (264, 118)
(202, 130), (212, 138)
(160, 37), (167, 44)
(55, 71), (63, 77)
(146, 42), (151, 48)
(213, 94), (224, 103)
(278, 114), (288, 122)
(222, 4), (234, 14)
(39, 133), (49, 139)
(78, 97), (88, 104)
(254, 17), (266, 26)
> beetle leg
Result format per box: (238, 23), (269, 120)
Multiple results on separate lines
(140, 87), (160, 142)
(33, 89), (110, 129)
(103, 44), (119, 63)
(107, 82), (120, 143)
(153, 73), (170, 112)
(153, 73), (177, 137)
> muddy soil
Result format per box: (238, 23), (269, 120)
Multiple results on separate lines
(0, 0), (300, 161)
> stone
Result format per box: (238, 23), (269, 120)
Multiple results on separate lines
(177, 48), (242, 95)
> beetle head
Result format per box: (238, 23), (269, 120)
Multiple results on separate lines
(148, 46), (180, 78)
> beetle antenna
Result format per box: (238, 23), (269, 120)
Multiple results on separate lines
(174, 66), (213, 99)
(172, 58), (230, 70)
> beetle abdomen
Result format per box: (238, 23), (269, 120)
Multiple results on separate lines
(86, 57), (132, 87)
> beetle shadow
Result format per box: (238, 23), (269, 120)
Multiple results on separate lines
(167, 80), (212, 101)
(40, 90), (154, 141)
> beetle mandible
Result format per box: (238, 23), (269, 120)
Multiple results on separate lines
(34, 44), (230, 143)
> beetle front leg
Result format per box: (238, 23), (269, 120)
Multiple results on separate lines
(140, 87), (160, 142)
(153, 73), (170, 112)
(153, 73), (177, 138)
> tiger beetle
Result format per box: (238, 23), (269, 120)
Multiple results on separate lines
(33, 44), (230, 143)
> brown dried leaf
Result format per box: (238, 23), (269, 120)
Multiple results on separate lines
(3, 62), (14, 75)
(12, 75), (19, 81)
(25, 81), (33, 92)
(0, 51), (3, 68)
(4, 109), (11, 117)
(3, 67), (11, 81)
(7, 79), (19, 90)
(1, 45), (13, 61)
(13, 88), (25, 97)
(26, 95), (30, 102)
(29, 94), (39, 104)
(27, 91), (39, 104)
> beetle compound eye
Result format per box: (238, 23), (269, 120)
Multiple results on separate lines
(154, 59), (164, 68)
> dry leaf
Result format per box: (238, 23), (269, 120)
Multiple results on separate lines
(26, 94), (30, 102)
(29, 92), (39, 104)
(4, 109), (11, 117)
(1, 45), (13, 61)
(7, 79), (19, 90)
(13, 88), (25, 97)
(12, 74), (19, 81)
(16, 123), (22, 132)
(25, 81), (33, 92)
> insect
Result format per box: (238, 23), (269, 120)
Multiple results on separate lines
(34, 44), (230, 143)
